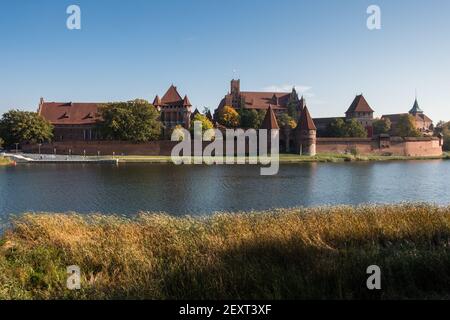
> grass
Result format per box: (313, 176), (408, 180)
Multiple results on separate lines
(1, 204), (450, 300)
(0, 156), (12, 166)
(110, 153), (449, 164)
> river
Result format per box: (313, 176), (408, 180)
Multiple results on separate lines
(0, 160), (449, 216)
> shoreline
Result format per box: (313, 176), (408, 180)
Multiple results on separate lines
(4, 152), (449, 166)
(114, 153), (450, 164)
(1, 204), (450, 299)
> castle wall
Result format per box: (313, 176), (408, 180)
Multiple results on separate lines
(316, 137), (442, 156)
(316, 138), (374, 154)
(21, 136), (442, 157)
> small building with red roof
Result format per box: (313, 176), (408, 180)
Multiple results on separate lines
(38, 98), (102, 141)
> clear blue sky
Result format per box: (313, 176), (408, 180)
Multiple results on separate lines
(0, 0), (449, 121)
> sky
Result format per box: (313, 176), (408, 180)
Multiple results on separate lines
(0, 0), (449, 121)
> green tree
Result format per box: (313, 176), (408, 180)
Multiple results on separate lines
(373, 118), (391, 135)
(326, 118), (367, 138)
(286, 88), (300, 119)
(217, 106), (240, 128)
(434, 121), (447, 135)
(346, 119), (368, 138)
(0, 110), (53, 147)
(190, 113), (214, 133)
(435, 121), (450, 151)
(277, 113), (297, 129)
(326, 118), (347, 137)
(395, 114), (421, 137)
(0, 137), (4, 149)
(238, 109), (265, 129)
(98, 99), (161, 142)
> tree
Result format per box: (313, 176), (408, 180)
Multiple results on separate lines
(326, 118), (367, 138)
(238, 109), (265, 129)
(286, 88), (300, 119)
(326, 118), (347, 137)
(434, 121), (447, 135)
(0, 110), (53, 147)
(0, 137), (4, 149)
(217, 106), (240, 128)
(435, 121), (450, 151)
(98, 99), (161, 142)
(190, 113), (214, 133)
(395, 114), (420, 137)
(373, 118), (391, 135)
(346, 119), (368, 138)
(277, 113), (297, 129)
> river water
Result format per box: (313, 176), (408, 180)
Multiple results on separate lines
(0, 161), (449, 216)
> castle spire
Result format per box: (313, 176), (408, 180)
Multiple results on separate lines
(260, 105), (279, 130)
(298, 105), (317, 131)
(409, 97), (423, 115)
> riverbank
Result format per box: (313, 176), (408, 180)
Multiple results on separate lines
(1, 204), (450, 299)
(112, 152), (450, 164)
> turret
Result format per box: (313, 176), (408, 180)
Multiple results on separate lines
(296, 105), (317, 156)
(152, 95), (162, 111)
(260, 105), (279, 130)
(183, 95), (192, 107)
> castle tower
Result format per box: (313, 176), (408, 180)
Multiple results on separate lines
(231, 79), (240, 97)
(296, 105), (317, 156)
(230, 79), (241, 109)
(260, 105), (280, 154)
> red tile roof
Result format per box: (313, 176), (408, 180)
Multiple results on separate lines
(161, 85), (183, 105)
(346, 95), (374, 114)
(382, 113), (433, 123)
(240, 91), (291, 110)
(38, 101), (101, 125)
(156, 85), (192, 108)
(260, 105), (279, 130)
(298, 106), (317, 130)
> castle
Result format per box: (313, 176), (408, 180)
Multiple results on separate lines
(33, 79), (443, 157)
(38, 85), (193, 141)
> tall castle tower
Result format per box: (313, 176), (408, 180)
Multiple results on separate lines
(230, 79), (241, 109)
(296, 105), (317, 156)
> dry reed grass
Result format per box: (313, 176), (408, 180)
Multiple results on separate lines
(1, 204), (450, 299)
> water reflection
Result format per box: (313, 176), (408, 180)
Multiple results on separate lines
(0, 160), (449, 216)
